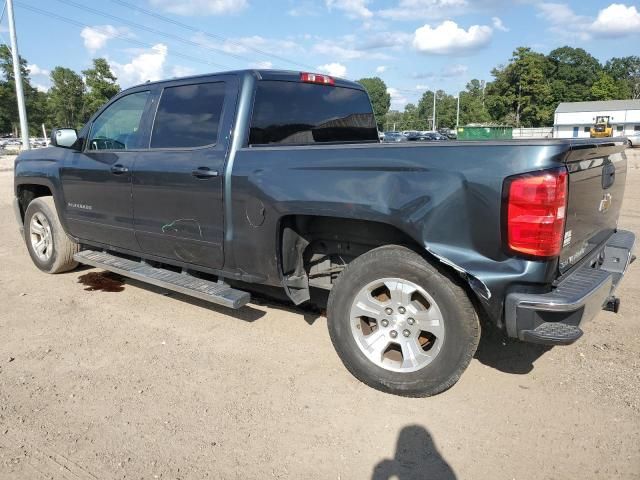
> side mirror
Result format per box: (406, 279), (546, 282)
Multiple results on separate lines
(51, 128), (78, 149)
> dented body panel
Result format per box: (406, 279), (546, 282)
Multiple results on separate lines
(13, 70), (631, 329)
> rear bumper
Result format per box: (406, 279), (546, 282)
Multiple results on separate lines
(505, 230), (635, 345)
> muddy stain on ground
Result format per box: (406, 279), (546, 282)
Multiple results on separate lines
(78, 271), (125, 292)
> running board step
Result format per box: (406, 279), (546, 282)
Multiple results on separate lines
(73, 250), (250, 309)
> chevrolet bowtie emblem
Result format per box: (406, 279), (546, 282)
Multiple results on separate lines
(599, 193), (612, 213)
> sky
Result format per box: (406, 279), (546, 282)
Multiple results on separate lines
(1, 0), (639, 110)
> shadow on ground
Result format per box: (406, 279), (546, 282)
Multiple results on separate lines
(474, 326), (551, 374)
(372, 425), (456, 480)
(73, 268), (549, 372)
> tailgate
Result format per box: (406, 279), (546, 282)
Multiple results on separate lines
(560, 140), (628, 272)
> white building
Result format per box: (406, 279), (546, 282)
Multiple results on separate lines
(553, 99), (640, 138)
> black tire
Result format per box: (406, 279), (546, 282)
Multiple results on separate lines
(327, 245), (480, 397)
(24, 196), (79, 274)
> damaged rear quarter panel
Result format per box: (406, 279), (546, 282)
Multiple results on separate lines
(228, 141), (569, 324)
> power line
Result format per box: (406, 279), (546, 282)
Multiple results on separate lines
(53, 0), (263, 67)
(15, 2), (229, 71)
(109, 0), (315, 71)
(0, 2), (10, 52)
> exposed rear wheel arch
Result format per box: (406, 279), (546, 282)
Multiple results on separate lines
(278, 215), (478, 307)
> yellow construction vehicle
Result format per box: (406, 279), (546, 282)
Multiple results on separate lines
(590, 116), (613, 138)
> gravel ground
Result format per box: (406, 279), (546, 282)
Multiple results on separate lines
(0, 149), (639, 479)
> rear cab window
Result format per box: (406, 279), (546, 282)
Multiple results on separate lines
(249, 80), (378, 146)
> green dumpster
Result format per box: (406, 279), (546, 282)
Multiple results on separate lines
(457, 126), (513, 140)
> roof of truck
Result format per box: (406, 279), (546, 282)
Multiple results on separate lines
(130, 69), (365, 91)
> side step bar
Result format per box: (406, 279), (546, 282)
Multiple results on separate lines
(74, 250), (250, 309)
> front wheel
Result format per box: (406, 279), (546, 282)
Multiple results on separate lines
(24, 196), (79, 273)
(327, 245), (480, 397)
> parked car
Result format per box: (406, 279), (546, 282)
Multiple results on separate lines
(626, 132), (640, 148)
(13, 69), (635, 397)
(407, 133), (434, 141)
(401, 130), (420, 137)
(382, 132), (407, 143)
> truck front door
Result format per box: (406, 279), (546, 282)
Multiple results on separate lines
(60, 89), (152, 251)
(131, 77), (237, 269)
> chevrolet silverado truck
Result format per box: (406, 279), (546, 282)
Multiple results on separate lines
(13, 70), (635, 397)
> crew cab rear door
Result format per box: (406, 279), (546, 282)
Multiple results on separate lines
(131, 75), (238, 269)
(560, 140), (628, 271)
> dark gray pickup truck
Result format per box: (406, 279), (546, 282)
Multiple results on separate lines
(13, 70), (635, 396)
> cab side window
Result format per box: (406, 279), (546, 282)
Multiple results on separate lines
(150, 82), (226, 149)
(88, 91), (150, 151)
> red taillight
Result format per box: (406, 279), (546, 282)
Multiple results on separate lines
(505, 169), (568, 258)
(300, 72), (335, 85)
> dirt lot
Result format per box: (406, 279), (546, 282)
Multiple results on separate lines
(0, 149), (639, 480)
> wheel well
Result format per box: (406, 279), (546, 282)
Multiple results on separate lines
(16, 184), (52, 222)
(280, 215), (425, 291)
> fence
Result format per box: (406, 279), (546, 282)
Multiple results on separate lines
(512, 127), (554, 139)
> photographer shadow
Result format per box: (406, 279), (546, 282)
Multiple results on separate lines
(372, 425), (456, 480)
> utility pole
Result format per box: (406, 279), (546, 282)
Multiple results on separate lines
(456, 93), (460, 130)
(6, 0), (30, 150)
(432, 90), (436, 131)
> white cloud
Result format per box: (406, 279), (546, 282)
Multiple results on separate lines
(313, 38), (389, 60)
(149, 0), (247, 15)
(413, 20), (492, 55)
(27, 64), (49, 77)
(358, 31), (412, 50)
(412, 63), (468, 81)
(492, 16), (509, 32)
(192, 33), (298, 55)
(80, 25), (129, 53)
(379, 0), (468, 20)
(288, 2), (322, 16)
(537, 3), (579, 23)
(34, 83), (49, 93)
(318, 62), (348, 77)
(415, 84), (430, 90)
(251, 61), (274, 69)
(376, 66), (387, 73)
(170, 65), (196, 78)
(536, 3), (591, 40)
(537, 2), (640, 41)
(110, 43), (167, 87)
(387, 87), (409, 110)
(325, 0), (373, 19)
(590, 3), (640, 37)
(441, 64), (468, 77)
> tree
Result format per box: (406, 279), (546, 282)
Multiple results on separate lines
(604, 56), (640, 99)
(82, 58), (120, 121)
(48, 67), (85, 128)
(417, 90), (457, 129)
(357, 77), (390, 127)
(590, 72), (625, 100)
(459, 79), (491, 125)
(0, 45), (45, 136)
(485, 47), (554, 126)
(547, 47), (602, 104)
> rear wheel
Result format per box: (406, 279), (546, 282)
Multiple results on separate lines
(24, 197), (79, 273)
(327, 245), (479, 397)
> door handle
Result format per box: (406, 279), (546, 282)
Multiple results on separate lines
(110, 164), (129, 174)
(192, 167), (219, 179)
